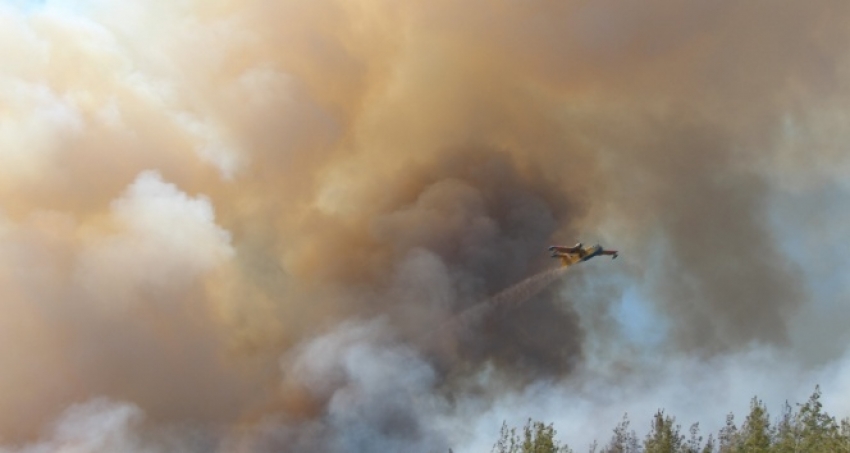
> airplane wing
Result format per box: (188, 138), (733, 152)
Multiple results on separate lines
(548, 244), (581, 254)
(600, 250), (619, 259)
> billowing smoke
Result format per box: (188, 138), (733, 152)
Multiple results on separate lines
(2, 0), (850, 451)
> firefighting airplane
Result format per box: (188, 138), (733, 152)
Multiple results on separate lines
(548, 243), (618, 267)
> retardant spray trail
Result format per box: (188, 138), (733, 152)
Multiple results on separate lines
(422, 265), (571, 355)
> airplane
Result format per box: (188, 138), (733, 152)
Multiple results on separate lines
(548, 242), (618, 267)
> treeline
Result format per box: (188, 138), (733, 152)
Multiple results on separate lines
(490, 386), (850, 453)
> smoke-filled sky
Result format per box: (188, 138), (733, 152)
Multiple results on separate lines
(1, 0), (850, 451)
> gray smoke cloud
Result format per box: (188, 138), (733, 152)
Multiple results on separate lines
(2, 0), (850, 451)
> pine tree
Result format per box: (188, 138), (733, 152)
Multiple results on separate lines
(492, 419), (573, 453)
(644, 410), (684, 453)
(493, 421), (520, 453)
(739, 398), (771, 453)
(838, 418), (850, 453)
(797, 386), (840, 452)
(683, 423), (705, 453)
(701, 434), (715, 453)
(718, 413), (740, 453)
(770, 401), (797, 453)
(602, 414), (641, 453)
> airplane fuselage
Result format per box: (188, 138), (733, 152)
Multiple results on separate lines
(578, 244), (604, 261)
(549, 243), (617, 266)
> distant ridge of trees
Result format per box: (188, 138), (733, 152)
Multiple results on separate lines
(489, 386), (850, 453)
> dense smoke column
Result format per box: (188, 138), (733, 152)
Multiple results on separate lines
(364, 150), (585, 379)
(216, 148), (589, 451)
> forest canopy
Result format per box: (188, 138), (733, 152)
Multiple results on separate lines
(491, 387), (850, 453)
